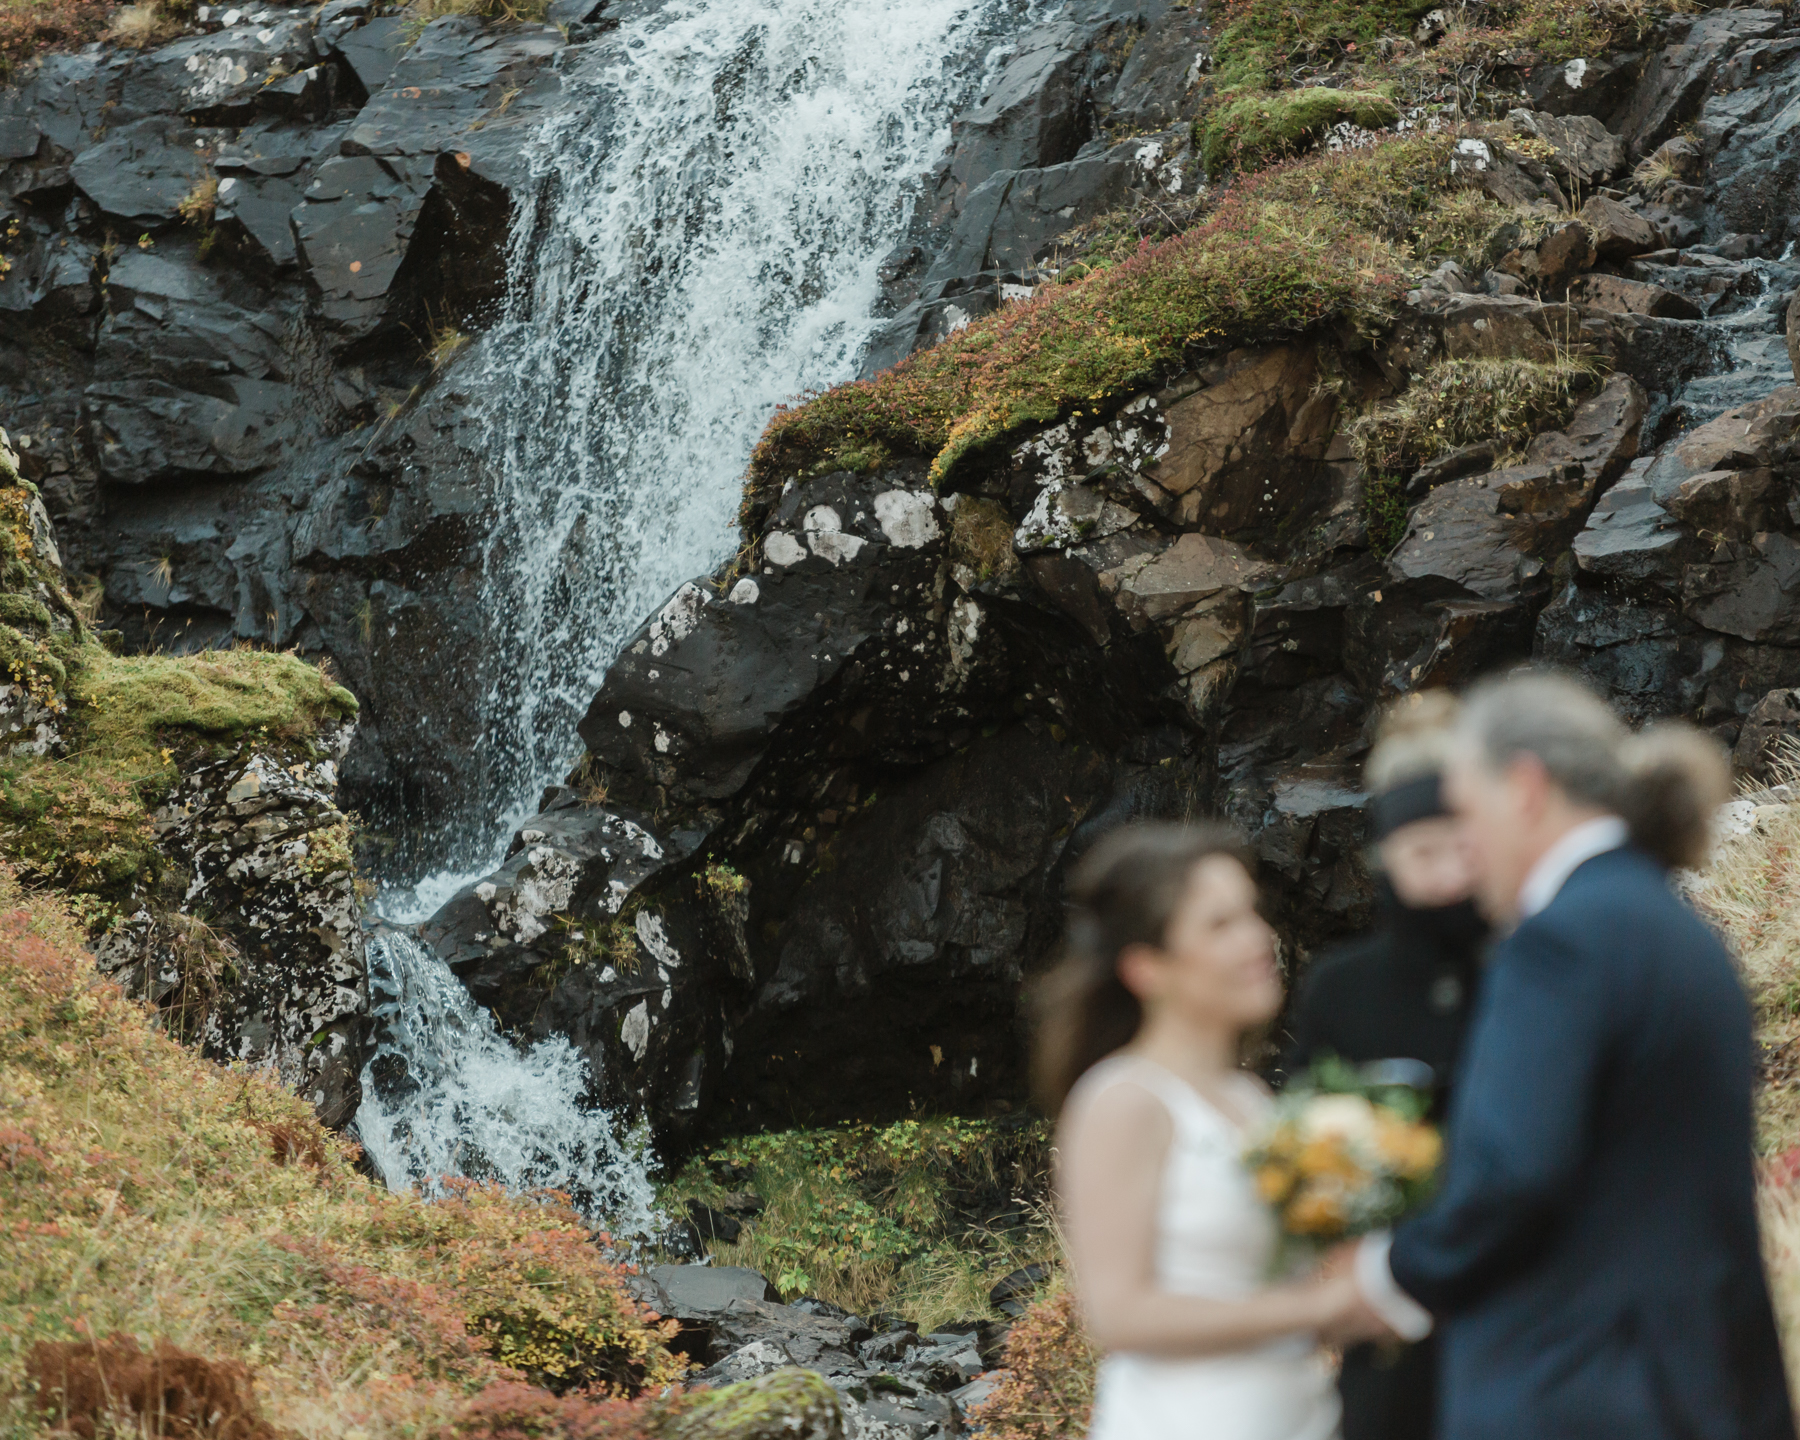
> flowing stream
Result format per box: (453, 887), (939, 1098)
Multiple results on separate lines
(356, 0), (1026, 1231)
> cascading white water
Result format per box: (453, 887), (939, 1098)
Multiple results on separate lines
(357, 929), (658, 1232)
(420, 0), (1026, 880)
(361, 0), (1029, 1230)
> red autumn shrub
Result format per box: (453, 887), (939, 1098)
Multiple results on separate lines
(439, 1379), (682, 1440)
(0, 0), (117, 74)
(967, 1289), (1097, 1440)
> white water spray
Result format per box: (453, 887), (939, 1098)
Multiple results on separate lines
(356, 929), (658, 1233)
(447, 0), (1023, 868)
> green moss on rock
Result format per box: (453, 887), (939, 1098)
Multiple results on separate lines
(1198, 88), (1399, 175)
(1211, 0), (1430, 92)
(748, 135), (1504, 506)
(671, 1370), (843, 1440)
(0, 645), (360, 917)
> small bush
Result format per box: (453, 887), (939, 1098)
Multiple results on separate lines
(1347, 356), (1597, 478)
(26, 1333), (278, 1440)
(665, 1117), (1053, 1329)
(176, 173), (218, 227)
(0, 0), (119, 70)
(1198, 88), (1399, 175)
(967, 1289), (1096, 1440)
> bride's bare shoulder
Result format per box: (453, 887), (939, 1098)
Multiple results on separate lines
(1058, 1065), (1173, 1151)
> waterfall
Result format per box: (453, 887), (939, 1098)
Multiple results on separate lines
(360, 0), (1029, 1230)
(356, 928), (658, 1233)
(411, 0), (1025, 882)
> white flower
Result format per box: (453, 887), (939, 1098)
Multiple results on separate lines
(1302, 1093), (1381, 1147)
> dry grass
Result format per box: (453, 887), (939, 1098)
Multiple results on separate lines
(105, 0), (177, 48)
(425, 322), (470, 373)
(1682, 756), (1800, 1400)
(176, 174), (218, 228)
(1684, 766), (1800, 1157)
(0, 871), (685, 1440)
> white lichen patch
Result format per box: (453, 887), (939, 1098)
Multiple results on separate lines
(636, 910), (681, 969)
(621, 1001), (650, 1060)
(1013, 481), (1137, 553)
(648, 582), (708, 657)
(765, 530), (808, 567)
(803, 505), (867, 566)
(873, 489), (942, 549)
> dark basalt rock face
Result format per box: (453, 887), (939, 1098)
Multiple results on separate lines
(0, 0), (1210, 876)
(17, 0), (1800, 1156)
(407, 8), (1800, 1153)
(0, 1), (576, 869)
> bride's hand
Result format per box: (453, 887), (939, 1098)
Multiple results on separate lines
(1308, 1270), (1399, 1345)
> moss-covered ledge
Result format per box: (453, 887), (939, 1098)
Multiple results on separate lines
(745, 134), (1513, 518)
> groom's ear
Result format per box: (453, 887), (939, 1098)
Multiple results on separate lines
(1504, 752), (1553, 823)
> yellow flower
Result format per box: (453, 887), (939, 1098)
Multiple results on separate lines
(1254, 1163), (1296, 1205)
(1286, 1186), (1348, 1237)
(1374, 1116), (1442, 1177)
(1296, 1133), (1364, 1183)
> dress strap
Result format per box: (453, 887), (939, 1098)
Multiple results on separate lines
(1072, 1054), (1238, 1137)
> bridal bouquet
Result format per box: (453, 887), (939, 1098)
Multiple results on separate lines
(1244, 1058), (1442, 1256)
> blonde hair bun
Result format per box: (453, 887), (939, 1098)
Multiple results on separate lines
(1366, 689), (1462, 795)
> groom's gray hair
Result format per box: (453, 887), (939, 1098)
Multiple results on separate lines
(1456, 670), (1629, 813)
(1455, 668), (1729, 869)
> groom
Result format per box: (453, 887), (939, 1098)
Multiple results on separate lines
(1347, 672), (1794, 1439)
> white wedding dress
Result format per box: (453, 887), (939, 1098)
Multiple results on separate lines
(1075, 1056), (1341, 1440)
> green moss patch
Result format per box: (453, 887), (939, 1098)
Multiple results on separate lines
(1211, 0), (1429, 92)
(0, 646), (358, 919)
(750, 135), (1511, 503)
(664, 1117), (1053, 1331)
(1198, 88), (1399, 175)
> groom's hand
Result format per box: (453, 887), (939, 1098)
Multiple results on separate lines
(1315, 1242), (1402, 1345)
(1318, 1287), (1399, 1346)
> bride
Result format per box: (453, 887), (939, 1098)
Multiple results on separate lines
(1035, 823), (1378, 1440)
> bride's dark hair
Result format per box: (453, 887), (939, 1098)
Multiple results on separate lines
(1030, 821), (1250, 1113)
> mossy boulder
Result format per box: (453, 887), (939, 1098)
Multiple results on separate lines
(1198, 88), (1400, 175)
(746, 134), (1511, 512)
(670, 1369), (843, 1440)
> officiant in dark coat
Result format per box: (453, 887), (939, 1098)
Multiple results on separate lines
(1281, 690), (1487, 1440)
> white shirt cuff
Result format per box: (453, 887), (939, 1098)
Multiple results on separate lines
(1355, 1232), (1434, 1341)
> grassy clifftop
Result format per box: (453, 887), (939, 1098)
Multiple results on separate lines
(749, 0), (1683, 513)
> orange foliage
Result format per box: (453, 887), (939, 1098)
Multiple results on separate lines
(435, 1379), (683, 1440)
(0, 883), (685, 1435)
(968, 1290), (1096, 1440)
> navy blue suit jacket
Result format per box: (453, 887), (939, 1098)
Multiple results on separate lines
(1389, 846), (1793, 1440)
